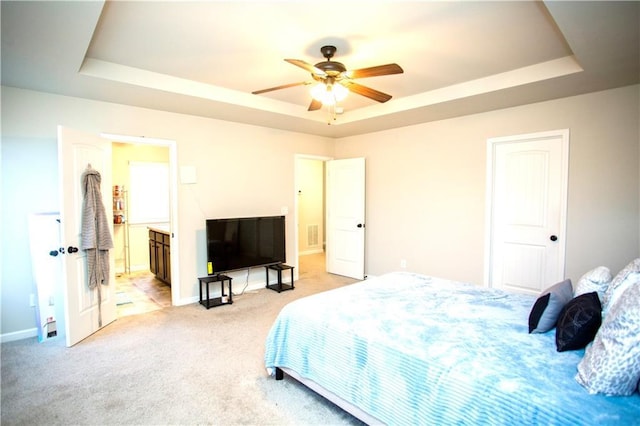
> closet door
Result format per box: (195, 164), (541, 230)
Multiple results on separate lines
(486, 130), (569, 295)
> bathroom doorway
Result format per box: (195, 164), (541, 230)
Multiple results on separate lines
(111, 141), (173, 317)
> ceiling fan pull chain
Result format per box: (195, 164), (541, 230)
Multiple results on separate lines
(327, 102), (338, 125)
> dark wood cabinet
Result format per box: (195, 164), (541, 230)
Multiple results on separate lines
(163, 243), (171, 283)
(149, 236), (157, 275)
(149, 229), (171, 285)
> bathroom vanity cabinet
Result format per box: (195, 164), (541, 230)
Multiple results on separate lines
(148, 227), (171, 285)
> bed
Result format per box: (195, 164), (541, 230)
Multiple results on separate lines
(264, 271), (640, 425)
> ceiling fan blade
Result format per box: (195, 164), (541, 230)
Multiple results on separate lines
(340, 81), (392, 103)
(308, 99), (323, 111)
(285, 59), (327, 76)
(252, 81), (311, 95)
(346, 63), (404, 79)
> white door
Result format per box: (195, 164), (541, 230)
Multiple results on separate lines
(486, 130), (569, 295)
(58, 125), (117, 346)
(326, 158), (365, 279)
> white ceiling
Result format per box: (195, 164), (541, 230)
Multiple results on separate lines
(2, 1), (638, 138)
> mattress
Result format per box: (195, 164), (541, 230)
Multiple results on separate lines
(264, 272), (640, 425)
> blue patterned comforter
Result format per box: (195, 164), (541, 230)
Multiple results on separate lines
(265, 272), (640, 425)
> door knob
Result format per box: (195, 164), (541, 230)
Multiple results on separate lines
(49, 250), (59, 257)
(67, 246), (79, 253)
(550, 235), (558, 242)
(357, 223), (365, 228)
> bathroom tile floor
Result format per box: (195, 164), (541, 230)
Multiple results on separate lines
(116, 271), (171, 317)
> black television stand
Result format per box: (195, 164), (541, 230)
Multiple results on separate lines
(265, 263), (294, 293)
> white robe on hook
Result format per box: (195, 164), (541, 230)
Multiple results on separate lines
(80, 165), (113, 325)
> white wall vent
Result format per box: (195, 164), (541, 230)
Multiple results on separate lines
(307, 224), (319, 247)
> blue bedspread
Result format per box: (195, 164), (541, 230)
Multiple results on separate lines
(265, 272), (640, 425)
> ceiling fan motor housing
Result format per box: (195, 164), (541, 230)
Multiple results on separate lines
(315, 45), (346, 77)
(314, 61), (346, 75)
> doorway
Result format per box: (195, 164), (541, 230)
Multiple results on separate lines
(295, 155), (367, 281)
(109, 138), (176, 317)
(57, 127), (178, 345)
(295, 155), (329, 277)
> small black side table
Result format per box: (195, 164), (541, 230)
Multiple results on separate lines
(198, 274), (233, 309)
(265, 264), (295, 293)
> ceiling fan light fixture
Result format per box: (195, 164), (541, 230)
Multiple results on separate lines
(310, 82), (348, 105)
(332, 83), (348, 101)
(253, 45), (401, 117)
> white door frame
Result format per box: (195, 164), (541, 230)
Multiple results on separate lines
(101, 133), (179, 306)
(484, 129), (569, 289)
(294, 154), (332, 274)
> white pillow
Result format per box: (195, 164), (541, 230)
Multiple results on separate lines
(603, 258), (640, 314)
(574, 266), (611, 301)
(576, 283), (640, 395)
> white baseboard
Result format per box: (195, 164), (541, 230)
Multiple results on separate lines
(185, 274), (295, 307)
(2, 327), (37, 343)
(179, 280), (268, 306)
(115, 265), (150, 274)
(299, 249), (324, 256)
(5, 274), (295, 341)
(130, 265), (148, 272)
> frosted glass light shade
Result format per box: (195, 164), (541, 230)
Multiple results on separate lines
(310, 83), (348, 105)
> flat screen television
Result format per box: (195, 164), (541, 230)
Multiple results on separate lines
(206, 215), (285, 275)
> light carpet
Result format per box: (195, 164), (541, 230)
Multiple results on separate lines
(1, 255), (363, 425)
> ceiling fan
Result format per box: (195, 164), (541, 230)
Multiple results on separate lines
(252, 45), (404, 111)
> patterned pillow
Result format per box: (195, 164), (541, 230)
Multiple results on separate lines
(603, 258), (640, 314)
(555, 292), (601, 352)
(574, 266), (611, 301)
(528, 279), (574, 333)
(576, 284), (640, 395)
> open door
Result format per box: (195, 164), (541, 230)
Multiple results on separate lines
(58, 125), (117, 346)
(326, 158), (365, 280)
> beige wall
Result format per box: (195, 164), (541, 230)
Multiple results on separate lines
(1, 86), (334, 336)
(334, 85), (640, 284)
(1, 84), (638, 338)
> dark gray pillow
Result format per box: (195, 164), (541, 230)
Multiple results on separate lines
(528, 279), (573, 333)
(556, 292), (602, 352)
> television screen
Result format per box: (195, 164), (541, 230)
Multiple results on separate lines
(206, 215), (285, 274)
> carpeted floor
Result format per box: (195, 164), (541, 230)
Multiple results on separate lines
(1, 253), (363, 425)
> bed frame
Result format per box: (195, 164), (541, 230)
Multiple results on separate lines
(275, 367), (383, 425)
